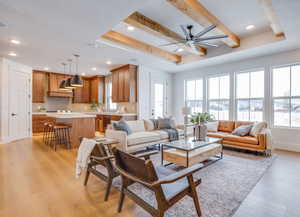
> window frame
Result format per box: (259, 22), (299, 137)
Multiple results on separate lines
(234, 69), (265, 122)
(271, 63), (300, 128)
(207, 73), (230, 120)
(184, 78), (204, 114)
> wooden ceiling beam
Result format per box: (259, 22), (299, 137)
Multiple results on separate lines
(166, 0), (240, 48)
(258, 0), (285, 37)
(101, 30), (182, 63)
(123, 12), (206, 56)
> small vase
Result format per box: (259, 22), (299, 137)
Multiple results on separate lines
(194, 122), (207, 141)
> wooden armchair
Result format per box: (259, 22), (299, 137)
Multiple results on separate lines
(112, 147), (203, 217)
(83, 139), (158, 201)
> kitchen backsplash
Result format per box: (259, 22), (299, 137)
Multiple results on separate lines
(32, 97), (137, 113)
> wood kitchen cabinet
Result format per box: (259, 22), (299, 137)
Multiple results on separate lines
(73, 76), (105, 104)
(32, 114), (54, 133)
(32, 70), (46, 103)
(111, 64), (137, 103)
(48, 73), (73, 97)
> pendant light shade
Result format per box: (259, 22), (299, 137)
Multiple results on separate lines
(59, 63), (69, 91)
(65, 77), (74, 89)
(71, 74), (83, 87)
(65, 59), (75, 89)
(71, 54), (83, 87)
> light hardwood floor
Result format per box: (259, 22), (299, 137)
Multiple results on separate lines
(1, 136), (299, 217)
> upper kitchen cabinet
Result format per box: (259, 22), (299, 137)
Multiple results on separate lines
(32, 70), (46, 103)
(73, 76), (105, 104)
(48, 73), (73, 97)
(111, 64), (137, 103)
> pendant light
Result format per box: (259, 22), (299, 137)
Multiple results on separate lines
(71, 54), (83, 87)
(59, 63), (68, 91)
(65, 59), (75, 89)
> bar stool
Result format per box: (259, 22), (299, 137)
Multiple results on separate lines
(43, 123), (72, 151)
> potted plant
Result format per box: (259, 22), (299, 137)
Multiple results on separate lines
(190, 112), (214, 141)
(90, 102), (101, 111)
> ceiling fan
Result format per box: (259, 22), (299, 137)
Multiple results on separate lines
(161, 24), (228, 52)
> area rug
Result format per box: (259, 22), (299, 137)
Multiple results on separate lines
(110, 150), (275, 217)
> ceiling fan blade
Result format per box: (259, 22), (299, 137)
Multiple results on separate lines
(188, 42), (199, 53)
(194, 24), (217, 38)
(159, 42), (185, 47)
(180, 25), (189, 39)
(193, 42), (219, 47)
(194, 35), (228, 41)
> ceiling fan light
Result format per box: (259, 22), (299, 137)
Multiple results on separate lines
(71, 74), (83, 87)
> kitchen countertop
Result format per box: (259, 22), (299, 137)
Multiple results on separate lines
(32, 112), (137, 117)
(45, 113), (96, 119)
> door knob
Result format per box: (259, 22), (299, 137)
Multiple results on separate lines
(11, 113), (17, 116)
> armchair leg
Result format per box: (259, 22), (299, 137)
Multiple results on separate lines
(84, 168), (90, 186)
(188, 175), (202, 217)
(104, 178), (113, 201)
(118, 187), (125, 213)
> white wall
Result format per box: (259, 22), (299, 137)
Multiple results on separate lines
(138, 65), (173, 120)
(172, 48), (300, 152)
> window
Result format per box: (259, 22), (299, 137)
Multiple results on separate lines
(236, 70), (264, 121)
(272, 65), (300, 127)
(184, 79), (203, 114)
(106, 76), (117, 111)
(208, 75), (230, 120)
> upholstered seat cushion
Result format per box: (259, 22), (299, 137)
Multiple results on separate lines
(207, 132), (231, 138)
(218, 120), (235, 132)
(224, 135), (258, 145)
(152, 130), (169, 139)
(155, 166), (189, 201)
(127, 132), (160, 146)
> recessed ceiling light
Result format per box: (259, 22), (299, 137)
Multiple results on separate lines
(177, 48), (184, 52)
(81, 73), (86, 76)
(8, 52), (17, 57)
(127, 26), (135, 31)
(91, 67), (97, 71)
(106, 60), (112, 65)
(10, 39), (20, 45)
(43, 67), (49, 71)
(246, 25), (255, 30)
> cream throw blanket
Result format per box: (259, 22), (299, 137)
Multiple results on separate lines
(75, 138), (96, 178)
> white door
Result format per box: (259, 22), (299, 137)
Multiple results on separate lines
(8, 66), (31, 140)
(151, 79), (166, 118)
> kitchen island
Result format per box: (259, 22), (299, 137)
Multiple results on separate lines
(46, 113), (96, 148)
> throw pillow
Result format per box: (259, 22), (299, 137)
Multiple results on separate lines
(250, 122), (266, 136)
(150, 119), (159, 129)
(113, 120), (132, 135)
(232, 125), (253, 136)
(206, 121), (219, 132)
(158, 118), (172, 129)
(144, 120), (155, 131)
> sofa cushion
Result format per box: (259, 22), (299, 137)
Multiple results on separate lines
(113, 120), (132, 135)
(250, 122), (267, 136)
(152, 130), (169, 139)
(144, 120), (155, 131)
(232, 125), (253, 136)
(125, 120), (145, 133)
(158, 118), (173, 129)
(206, 121), (219, 132)
(235, 121), (254, 129)
(127, 132), (160, 146)
(207, 132), (231, 139)
(218, 121), (235, 132)
(224, 135), (258, 145)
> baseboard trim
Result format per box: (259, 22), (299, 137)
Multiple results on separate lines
(274, 143), (300, 152)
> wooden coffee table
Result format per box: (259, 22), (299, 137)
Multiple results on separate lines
(161, 137), (223, 167)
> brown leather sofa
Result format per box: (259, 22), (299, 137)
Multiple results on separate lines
(207, 121), (267, 153)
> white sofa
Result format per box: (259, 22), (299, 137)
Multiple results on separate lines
(105, 120), (188, 153)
